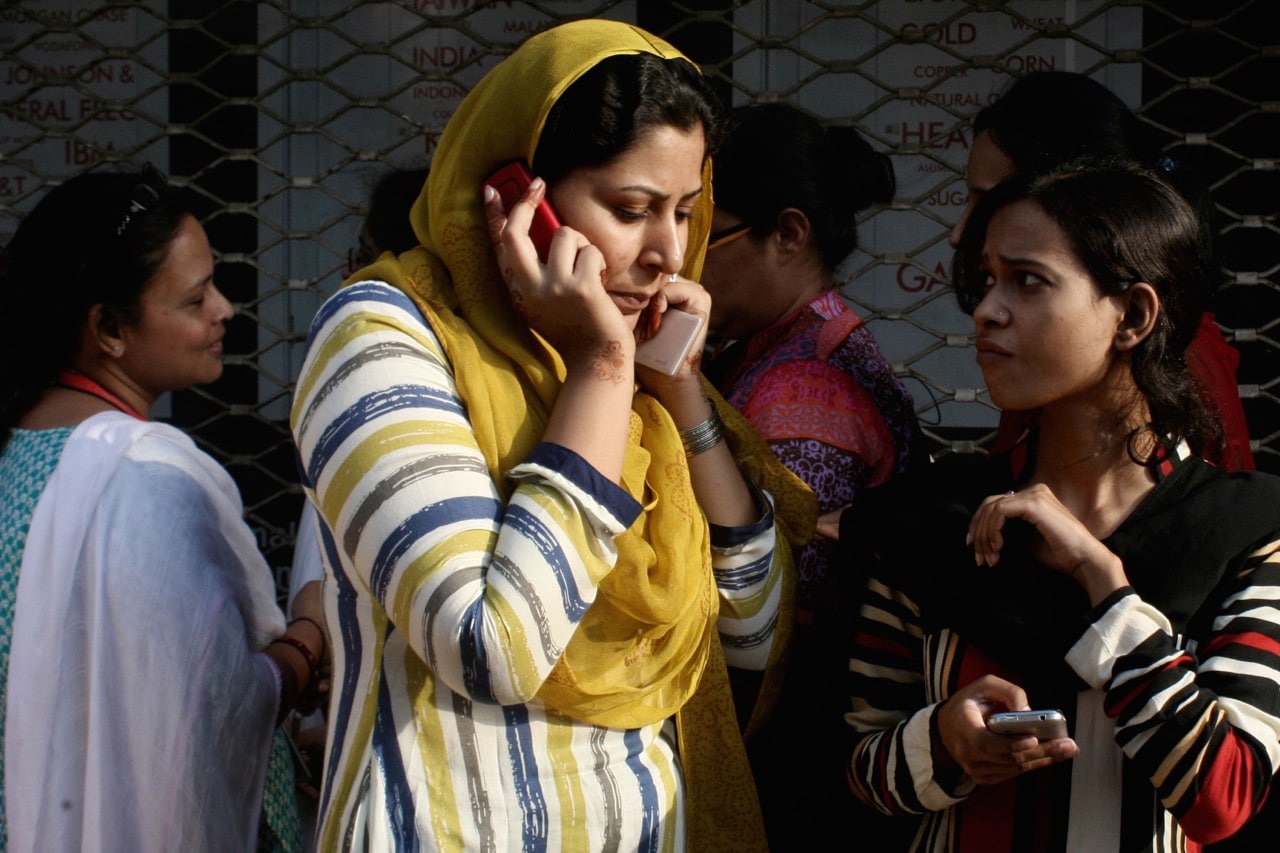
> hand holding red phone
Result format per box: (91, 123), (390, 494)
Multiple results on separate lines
(482, 163), (628, 365)
(486, 161), (561, 263)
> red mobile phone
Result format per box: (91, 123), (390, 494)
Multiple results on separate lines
(485, 160), (561, 263)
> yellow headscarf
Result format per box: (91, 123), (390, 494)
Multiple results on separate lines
(354, 19), (816, 850)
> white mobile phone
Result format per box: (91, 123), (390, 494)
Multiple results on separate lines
(986, 709), (1068, 740)
(635, 308), (704, 375)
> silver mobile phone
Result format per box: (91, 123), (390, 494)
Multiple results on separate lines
(635, 308), (704, 375)
(986, 709), (1068, 740)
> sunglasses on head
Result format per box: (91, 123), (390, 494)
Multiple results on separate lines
(116, 162), (166, 237)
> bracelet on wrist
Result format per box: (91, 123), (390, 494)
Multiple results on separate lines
(678, 403), (725, 457)
(270, 636), (319, 686)
(288, 615), (327, 659)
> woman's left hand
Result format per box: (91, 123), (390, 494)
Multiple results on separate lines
(636, 275), (760, 528)
(634, 274), (712, 394)
(966, 484), (1127, 604)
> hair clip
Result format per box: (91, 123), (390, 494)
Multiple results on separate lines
(1156, 155), (1177, 175)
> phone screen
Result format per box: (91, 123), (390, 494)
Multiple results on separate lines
(486, 160), (561, 262)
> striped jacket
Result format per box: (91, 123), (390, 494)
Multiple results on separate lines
(291, 282), (783, 852)
(842, 448), (1280, 853)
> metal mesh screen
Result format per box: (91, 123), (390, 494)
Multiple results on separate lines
(3, 0), (1276, 591)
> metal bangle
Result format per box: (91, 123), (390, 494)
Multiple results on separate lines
(679, 404), (725, 456)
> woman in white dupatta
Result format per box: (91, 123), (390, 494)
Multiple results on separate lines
(0, 168), (326, 852)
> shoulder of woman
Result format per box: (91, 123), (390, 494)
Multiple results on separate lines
(83, 417), (246, 511)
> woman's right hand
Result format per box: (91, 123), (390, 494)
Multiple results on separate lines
(483, 179), (634, 368)
(484, 177), (635, 480)
(934, 674), (1078, 786)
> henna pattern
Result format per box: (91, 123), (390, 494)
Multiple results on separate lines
(509, 289), (527, 317)
(485, 197), (506, 247)
(593, 340), (628, 383)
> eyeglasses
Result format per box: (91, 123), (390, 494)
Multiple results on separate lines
(706, 221), (751, 251)
(116, 162), (165, 237)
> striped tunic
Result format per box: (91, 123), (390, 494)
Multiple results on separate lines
(842, 448), (1280, 853)
(291, 282), (782, 852)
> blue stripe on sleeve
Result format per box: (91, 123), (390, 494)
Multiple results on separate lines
(458, 603), (492, 702)
(712, 554), (772, 590)
(307, 281), (422, 347)
(502, 503), (590, 621)
(709, 497), (774, 549)
(306, 385), (464, 482)
(368, 496), (501, 601)
(523, 442), (643, 529)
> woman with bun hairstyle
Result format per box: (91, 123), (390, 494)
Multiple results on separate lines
(700, 101), (927, 848)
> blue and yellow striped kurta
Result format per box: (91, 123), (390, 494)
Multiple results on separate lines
(291, 282), (782, 852)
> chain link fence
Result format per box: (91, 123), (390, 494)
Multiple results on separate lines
(2, 0), (1276, 593)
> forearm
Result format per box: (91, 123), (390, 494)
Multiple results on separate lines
(1067, 550), (1280, 841)
(712, 487), (782, 669)
(659, 383), (757, 526)
(846, 576), (968, 814)
(543, 354), (635, 483)
(848, 708), (972, 815)
(263, 615), (327, 724)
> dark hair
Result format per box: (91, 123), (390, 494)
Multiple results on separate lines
(363, 167), (429, 255)
(974, 70), (1219, 283)
(951, 159), (1217, 456)
(532, 53), (725, 184)
(0, 167), (192, 446)
(712, 102), (895, 271)
(974, 72), (1156, 176)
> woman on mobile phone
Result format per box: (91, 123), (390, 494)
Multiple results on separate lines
(290, 19), (814, 852)
(839, 160), (1280, 852)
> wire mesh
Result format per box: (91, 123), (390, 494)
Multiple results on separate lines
(2, 0), (1276, 591)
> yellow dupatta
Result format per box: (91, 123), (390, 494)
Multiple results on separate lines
(354, 19), (816, 849)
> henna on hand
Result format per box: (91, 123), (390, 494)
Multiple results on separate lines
(592, 340), (628, 383)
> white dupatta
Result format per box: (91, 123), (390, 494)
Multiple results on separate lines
(6, 413), (285, 852)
